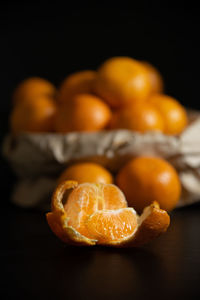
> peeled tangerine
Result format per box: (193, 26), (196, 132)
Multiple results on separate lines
(46, 181), (170, 247)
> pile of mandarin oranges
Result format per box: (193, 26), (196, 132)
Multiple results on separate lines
(10, 56), (188, 135)
(10, 57), (185, 247)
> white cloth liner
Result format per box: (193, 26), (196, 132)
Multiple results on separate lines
(3, 110), (200, 210)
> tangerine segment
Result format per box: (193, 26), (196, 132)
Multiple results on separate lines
(85, 208), (138, 244)
(102, 184), (128, 210)
(64, 183), (127, 238)
(46, 211), (96, 246)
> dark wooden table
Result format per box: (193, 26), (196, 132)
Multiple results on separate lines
(2, 202), (200, 300)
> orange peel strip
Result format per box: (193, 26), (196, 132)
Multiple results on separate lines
(46, 180), (97, 246)
(119, 201), (170, 247)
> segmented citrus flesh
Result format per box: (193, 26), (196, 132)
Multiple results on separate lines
(85, 208), (138, 243)
(64, 183), (127, 239)
(46, 180), (170, 247)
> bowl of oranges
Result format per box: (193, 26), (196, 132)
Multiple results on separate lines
(3, 57), (200, 210)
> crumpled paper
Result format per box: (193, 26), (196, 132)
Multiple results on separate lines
(2, 110), (200, 210)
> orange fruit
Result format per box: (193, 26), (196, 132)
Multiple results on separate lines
(149, 94), (188, 135)
(116, 156), (181, 213)
(142, 61), (164, 94)
(57, 70), (97, 103)
(109, 103), (164, 133)
(64, 182), (128, 239)
(94, 57), (152, 108)
(58, 162), (113, 184)
(10, 96), (57, 133)
(13, 77), (56, 104)
(54, 93), (112, 133)
(85, 208), (137, 244)
(46, 180), (170, 246)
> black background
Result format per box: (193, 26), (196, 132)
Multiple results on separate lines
(1, 2), (200, 300)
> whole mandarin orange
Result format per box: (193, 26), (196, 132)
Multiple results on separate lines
(10, 96), (56, 133)
(94, 57), (152, 108)
(149, 94), (188, 135)
(54, 93), (111, 133)
(109, 103), (164, 133)
(58, 162), (113, 184)
(116, 156), (181, 213)
(142, 61), (164, 94)
(13, 77), (56, 104)
(57, 70), (97, 103)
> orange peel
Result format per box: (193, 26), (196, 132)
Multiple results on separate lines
(46, 181), (170, 247)
(46, 181), (97, 246)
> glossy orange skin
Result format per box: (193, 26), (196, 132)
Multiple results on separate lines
(94, 57), (152, 108)
(142, 62), (164, 94)
(116, 156), (181, 213)
(10, 96), (57, 133)
(109, 103), (164, 133)
(58, 162), (113, 184)
(54, 93), (112, 133)
(13, 77), (56, 104)
(149, 94), (188, 135)
(57, 70), (97, 103)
